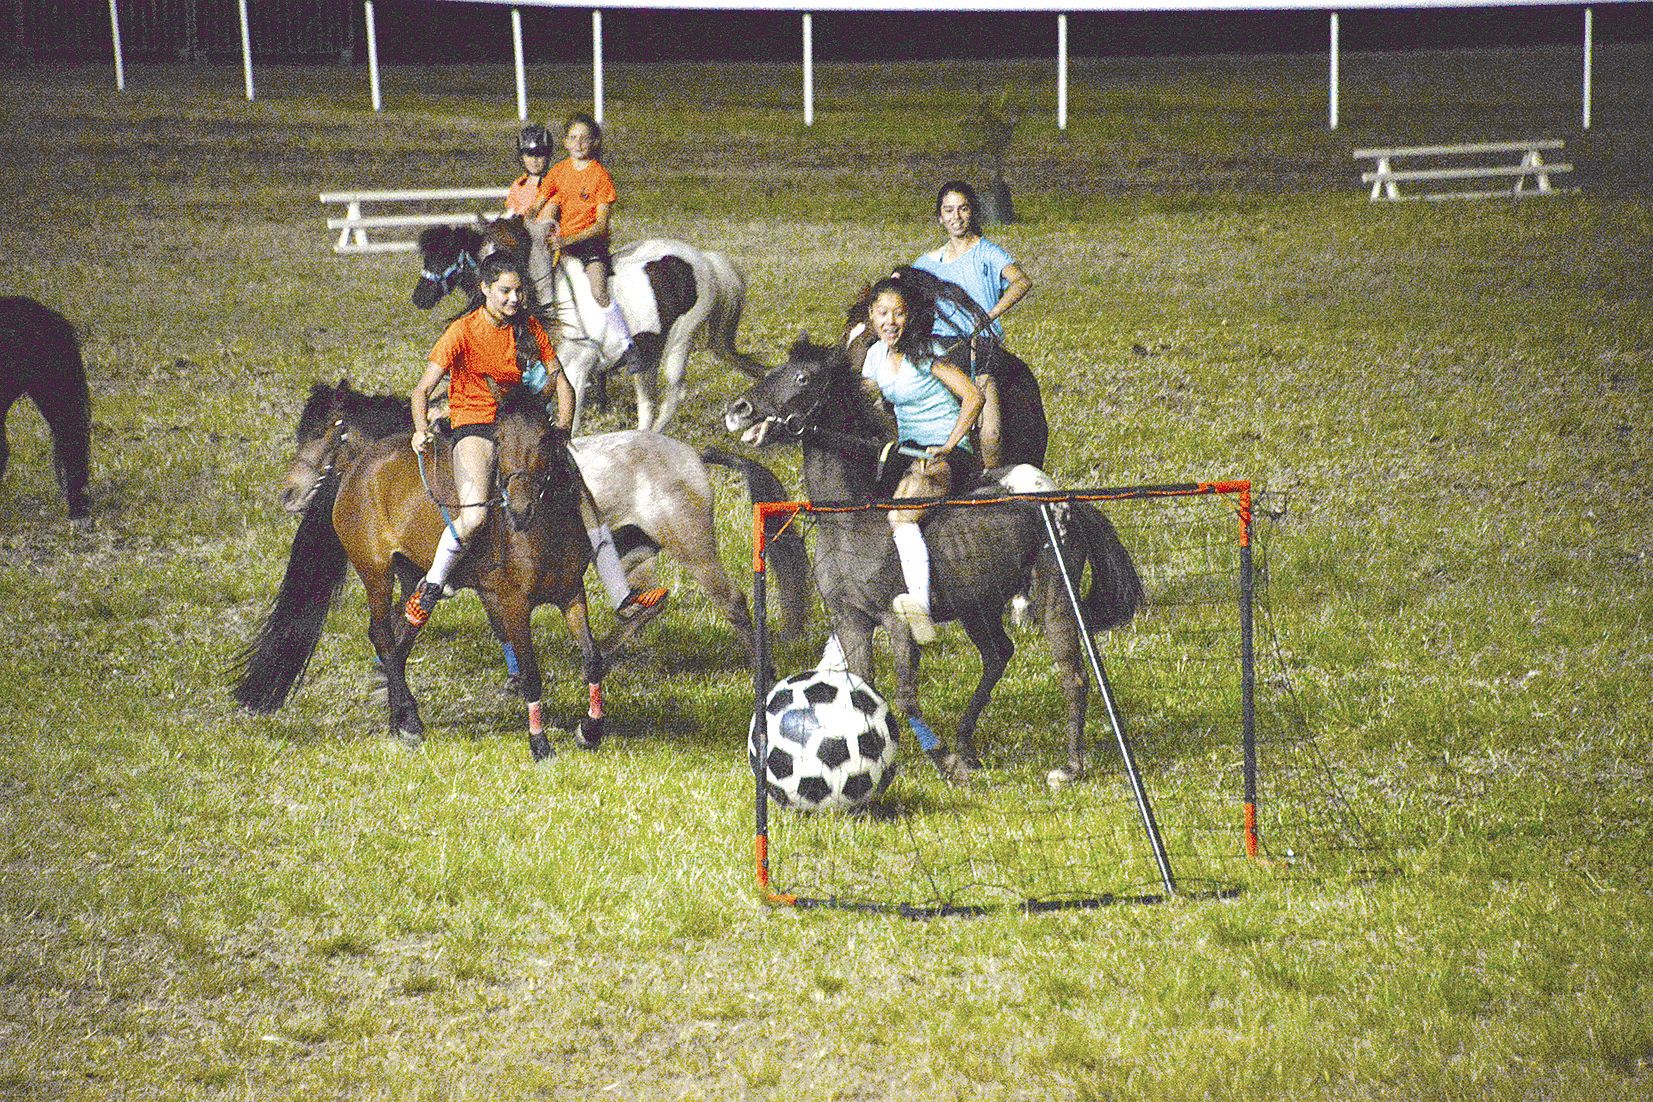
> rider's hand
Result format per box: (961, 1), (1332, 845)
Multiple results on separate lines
(411, 429), (430, 453)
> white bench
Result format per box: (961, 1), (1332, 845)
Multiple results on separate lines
(1354, 140), (1575, 202)
(320, 187), (510, 253)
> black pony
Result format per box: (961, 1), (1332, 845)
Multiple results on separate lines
(0, 297), (91, 524)
(725, 337), (1143, 785)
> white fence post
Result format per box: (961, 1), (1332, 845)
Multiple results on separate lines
(1057, 13), (1068, 132)
(1582, 7), (1593, 130)
(108, 0), (126, 92)
(592, 10), (604, 124)
(802, 13), (814, 127)
(365, 1), (383, 112)
(1328, 12), (1340, 131)
(512, 7), (528, 121)
(238, 0), (255, 100)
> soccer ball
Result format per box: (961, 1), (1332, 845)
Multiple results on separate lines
(749, 668), (899, 812)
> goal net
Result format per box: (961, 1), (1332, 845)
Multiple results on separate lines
(749, 481), (1383, 916)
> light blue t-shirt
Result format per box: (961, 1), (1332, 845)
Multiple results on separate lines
(861, 341), (972, 453)
(912, 238), (1016, 340)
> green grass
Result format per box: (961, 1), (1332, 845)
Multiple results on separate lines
(2, 44), (1652, 1100)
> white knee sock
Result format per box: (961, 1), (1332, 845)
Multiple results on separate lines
(425, 526), (465, 588)
(586, 524), (631, 609)
(603, 300), (632, 345)
(891, 523), (931, 612)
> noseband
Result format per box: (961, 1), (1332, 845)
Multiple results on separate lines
(420, 251), (477, 295)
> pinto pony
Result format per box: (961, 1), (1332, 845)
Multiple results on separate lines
(0, 297), (91, 524)
(413, 220), (765, 434)
(234, 385), (604, 761)
(725, 338), (1143, 785)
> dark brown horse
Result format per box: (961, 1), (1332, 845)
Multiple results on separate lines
(1, 297), (91, 525)
(726, 338), (1142, 785)
(233, 383), (603, 761)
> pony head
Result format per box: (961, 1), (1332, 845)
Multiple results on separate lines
(412, 225), (484, 310)
(492, 380), (572, 533)
(723, 336), (877, 448)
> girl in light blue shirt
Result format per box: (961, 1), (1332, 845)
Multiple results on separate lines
(859, 276), (983, 645)
(911, 180), (1031, 469)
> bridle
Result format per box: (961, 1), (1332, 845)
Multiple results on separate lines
(419, 250), (477, 297)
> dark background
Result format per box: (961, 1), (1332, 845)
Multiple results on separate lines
(5, 1), (1650, 64)
(369, 2), (1653, 63)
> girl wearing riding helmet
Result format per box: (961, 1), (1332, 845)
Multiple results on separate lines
(542, 111), (636, 368)
(507, 124), (560, 307)
(860, 275), (984, 645)
(404, 252), (666, 627)
(505, 124), (557, 223)
(910, 179), (1031, 470)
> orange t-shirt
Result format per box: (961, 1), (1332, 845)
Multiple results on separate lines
(505, 173), (555, 222)
(428, 309), (556, 428)
(544, 158), (617, 238)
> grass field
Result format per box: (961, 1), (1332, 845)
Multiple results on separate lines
(1, 42), (1651, 1100)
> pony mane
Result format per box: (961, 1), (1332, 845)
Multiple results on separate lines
(297, 379), (412, 443)
(496, 378), (553, 423)
(416, 223), (483, 257)
(785, 336), (885, 442)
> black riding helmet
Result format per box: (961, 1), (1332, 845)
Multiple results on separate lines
(517, 124), (551, 157)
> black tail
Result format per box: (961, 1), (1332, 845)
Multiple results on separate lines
(701, 446), (812, 640)
(230, 475), (352, 713)
(1071, 502), (1145, 632)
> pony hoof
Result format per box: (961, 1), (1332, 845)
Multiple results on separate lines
(1046, 767), (1083, 789)
(529, 732), (555, 762)
(928, 750), (970, 786)
(575, 716), (603, 751)
(391, 727), (424, 750)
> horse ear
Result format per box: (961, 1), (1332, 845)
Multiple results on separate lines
(484, 376), (503, 404)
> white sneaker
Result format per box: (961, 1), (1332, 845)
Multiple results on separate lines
(891, 593), (937, 645)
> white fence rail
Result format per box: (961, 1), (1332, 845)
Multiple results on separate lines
(1354, 139), (1575, 202)
(320, 187), (509, 254)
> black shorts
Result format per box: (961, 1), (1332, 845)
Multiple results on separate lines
(451, 422), (496, 445)
(563, 237), (613, 268)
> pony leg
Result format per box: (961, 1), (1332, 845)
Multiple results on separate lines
(367, 572), (424, 747)
(955, 612), (1016, 772)
(484, 591), (554, 763)
(630, 370), (659, 434)
(563, 595), (605, 751)
(887, 624), (969, 785)
(643, 331), (691, 432)
(1037, 571), (1092, 788)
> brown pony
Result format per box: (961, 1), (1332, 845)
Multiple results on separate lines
(233, 383), (603, 762)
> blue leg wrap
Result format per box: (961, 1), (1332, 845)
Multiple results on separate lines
(908, 715), (940, 753)
(501, 642), (520, 678)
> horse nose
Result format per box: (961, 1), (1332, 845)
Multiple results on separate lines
(411, 280), (439, 310)
(724, 397), (752, 430)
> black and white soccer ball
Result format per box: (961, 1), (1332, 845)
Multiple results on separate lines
(749, 668), (899, 812)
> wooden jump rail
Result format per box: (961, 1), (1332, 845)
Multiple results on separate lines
(320, 186), (509, 253)
(1354, 139), (1576, 202)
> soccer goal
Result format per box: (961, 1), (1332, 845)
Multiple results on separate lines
(748, 480), (1382, 916)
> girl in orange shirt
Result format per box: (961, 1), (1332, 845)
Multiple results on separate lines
(542, 112), (635, 366)
(404, 251), (665, 627)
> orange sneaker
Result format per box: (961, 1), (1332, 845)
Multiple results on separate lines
(404, 580), (444, 628)
(616, 586), (669, 622)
